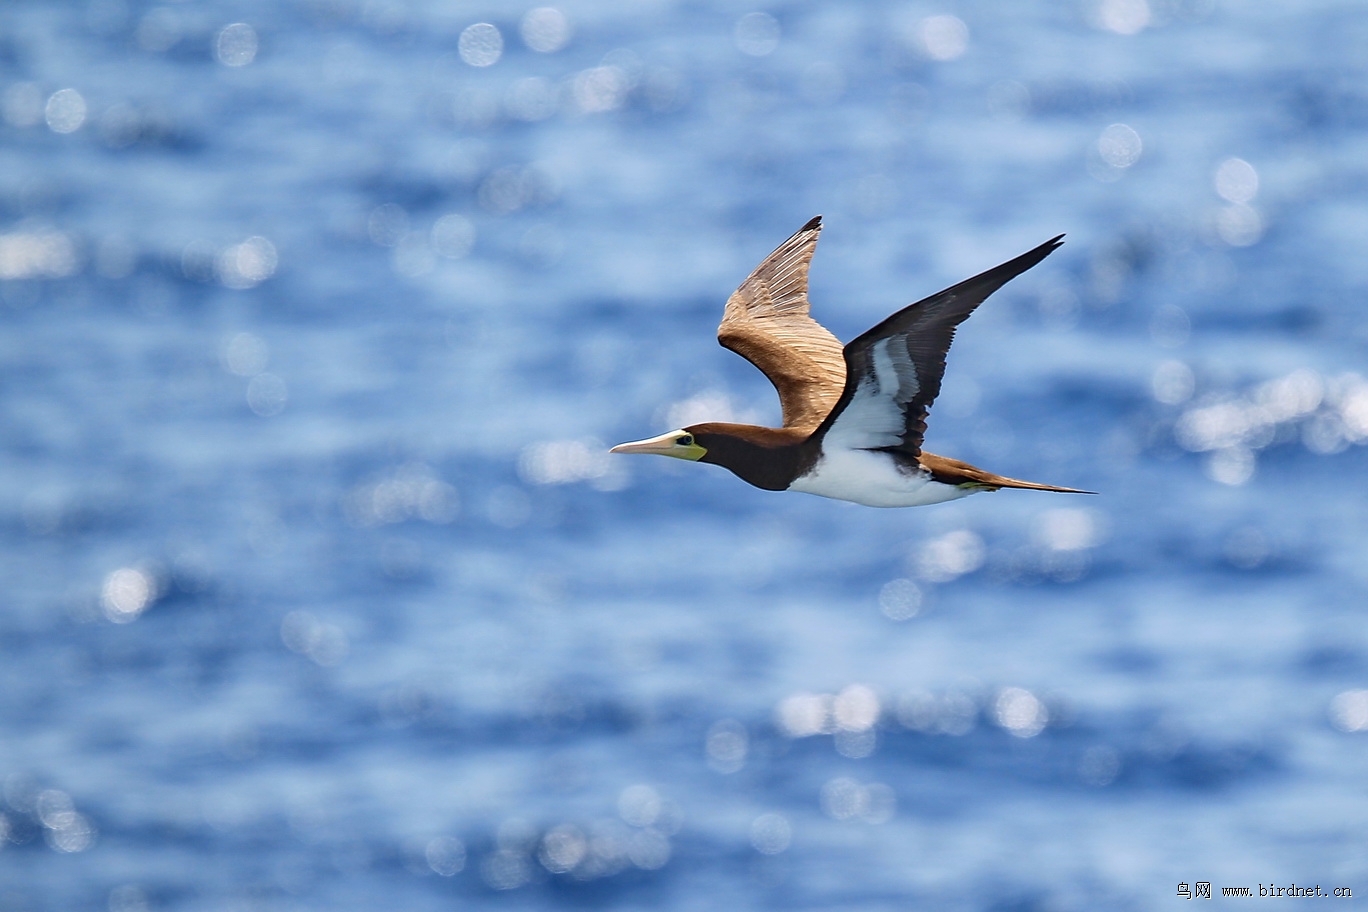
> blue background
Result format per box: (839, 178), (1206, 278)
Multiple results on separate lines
(3, 1), (1368, 909)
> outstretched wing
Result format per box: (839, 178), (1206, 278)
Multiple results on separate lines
(815, 235), (1065, 457)
(718, 216), (848, 430)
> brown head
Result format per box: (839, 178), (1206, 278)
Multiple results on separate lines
(610, 422), (813, 492)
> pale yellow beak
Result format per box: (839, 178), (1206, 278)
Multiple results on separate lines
(609, 430), (707, 461)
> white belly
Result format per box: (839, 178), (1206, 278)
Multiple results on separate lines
(786, 449), (976, 508)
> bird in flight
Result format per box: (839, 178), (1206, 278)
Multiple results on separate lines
(611, 217), (1092, 507)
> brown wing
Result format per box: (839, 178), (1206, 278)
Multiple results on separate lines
(718, 216), (848, 430)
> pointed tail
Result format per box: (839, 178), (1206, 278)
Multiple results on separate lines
(985, 476), (1096, 494)
(921, 454), (1096, 494)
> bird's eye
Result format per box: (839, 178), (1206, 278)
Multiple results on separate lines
(676, 435), (694, 446)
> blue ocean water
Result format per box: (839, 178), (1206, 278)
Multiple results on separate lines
(3, 0), (1368, 908)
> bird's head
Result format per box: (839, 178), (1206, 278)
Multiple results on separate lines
(609, 428), (708, 462)
(609, 424), (806, 492)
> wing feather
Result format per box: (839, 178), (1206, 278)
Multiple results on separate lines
(718, 217), (847, 430)
(816, 235), (1065, 457)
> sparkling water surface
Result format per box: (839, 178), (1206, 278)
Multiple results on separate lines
(4, 1), (1368, 909)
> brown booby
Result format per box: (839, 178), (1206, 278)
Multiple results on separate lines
(610, 217), (1093, 507)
